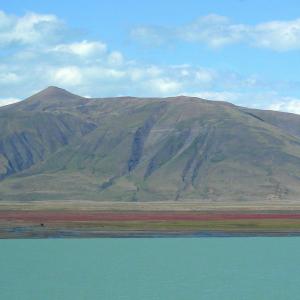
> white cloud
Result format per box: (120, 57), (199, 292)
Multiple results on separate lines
(268, 97), (300, 114)
(0, 10), (64, 46)
(107, 51), (124, 65)
(180, 69), (189, 77)
(83, 66), (126, 80)
(52, 66), (82, 85)
(178, 14), (246, 48)
(253, 20), (300, 51)
(0, 97), (20, 106)
(128, 66), (163, 81)
(131, 15), (300, 51)
(130, 26), (169, 46)
(195, 70), (215, 83)
(52, 40), (107, 57)
(144, 78), (181, 95)
(0, 72), (20, 83)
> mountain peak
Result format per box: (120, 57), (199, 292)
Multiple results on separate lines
(23, 86), (86, 103)
(42, 86), (68, 93)
(11, 86), (88, 111)
(31, 86), (83, 100)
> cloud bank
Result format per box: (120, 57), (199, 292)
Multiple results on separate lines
(131, 14), (300, 51)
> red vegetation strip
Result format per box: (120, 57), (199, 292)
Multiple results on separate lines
(1, 211), (300, 222)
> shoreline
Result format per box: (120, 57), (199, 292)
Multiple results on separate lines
(1, 201), (300, 238)
(2, 229), (300, 239)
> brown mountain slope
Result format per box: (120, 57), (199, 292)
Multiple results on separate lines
(1, 87), (300, 202)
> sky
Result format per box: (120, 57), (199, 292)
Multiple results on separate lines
(1, 0), (300, 113)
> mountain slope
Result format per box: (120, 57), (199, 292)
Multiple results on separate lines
(1, 87), (300, 202)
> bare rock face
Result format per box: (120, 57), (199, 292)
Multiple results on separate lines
(1, 87), (300, 202)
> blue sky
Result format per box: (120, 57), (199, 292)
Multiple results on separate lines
(1, 0), (300, 113)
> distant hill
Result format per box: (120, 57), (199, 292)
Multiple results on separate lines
(1, 86), (300, 202)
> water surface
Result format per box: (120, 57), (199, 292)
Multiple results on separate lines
(1, 238), (300, 299)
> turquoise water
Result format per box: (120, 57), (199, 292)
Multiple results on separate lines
(1, 238), (300, 300)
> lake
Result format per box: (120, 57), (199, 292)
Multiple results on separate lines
(1, 238), (300, 299)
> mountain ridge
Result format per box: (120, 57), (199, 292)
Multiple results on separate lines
(1, 87), (300, 202)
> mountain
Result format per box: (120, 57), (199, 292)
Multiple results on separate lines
(1, 86), (300, 202)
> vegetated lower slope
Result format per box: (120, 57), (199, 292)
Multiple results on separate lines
(1, 86), (300, 202)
